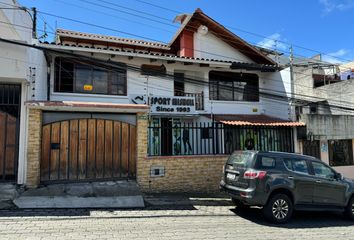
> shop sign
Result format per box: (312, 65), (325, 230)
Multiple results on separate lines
(130, 95), (196, 114)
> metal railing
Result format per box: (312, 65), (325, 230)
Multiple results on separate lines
(175, 91), (204, 111)
(148, 121), (294, 156)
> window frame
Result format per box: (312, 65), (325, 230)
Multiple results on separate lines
(309, 160), (337, 180)
(209, 71), (259, 102)
(54, 57), (127, 96)
(283, 158), (311, 175)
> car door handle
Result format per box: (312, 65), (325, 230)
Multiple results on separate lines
(288, 176), (294, 180)
(316, 180), (322, 183)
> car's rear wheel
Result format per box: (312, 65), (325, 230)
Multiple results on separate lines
(263, 193), (293, 223)
(344, 196), (354, 220)
(232, 198), (248, 209)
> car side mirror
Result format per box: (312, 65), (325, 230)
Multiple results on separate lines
(335, 173), (343, 180)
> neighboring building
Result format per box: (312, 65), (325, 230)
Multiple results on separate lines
(0, 0), (47, 185)
(273, 52), (354, 178)
(2, 8), (304, 192)
(339, 61), (354, 80)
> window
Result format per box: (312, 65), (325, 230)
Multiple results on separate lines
(174, 72), (185, 96)
(260, 157), (276, 168)
(311, 161), (335, 179)
(328, 140), (354, 166)
(54, 57), (126, 95)
(209, 71), (259, 101)
(141, 64), (166, 76)
(284, 159), (309, 174)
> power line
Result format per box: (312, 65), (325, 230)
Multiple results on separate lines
(126, 0), (353, 63)
(50, 0), (175, 34)
(0, 3), (352, 106)
(1, 15), (350, 106)
(1, 37), (353, 115)
(40, 0), (354, 75)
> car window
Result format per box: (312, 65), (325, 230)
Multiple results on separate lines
(227, 152), (255, 168)
(311, 161), (335, 179)
(292, 159), (309, 174)
(261, 157), (276, 168)
(283, 158), (293, 171)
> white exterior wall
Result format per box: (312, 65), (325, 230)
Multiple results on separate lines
(48, 50), (290, 120)
(0, 1), (47, 184)
(193, 27), (254, 63)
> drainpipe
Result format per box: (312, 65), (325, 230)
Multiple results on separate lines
(31, 7), (37, 39)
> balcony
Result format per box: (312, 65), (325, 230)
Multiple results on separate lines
(175, 91), (204, 111)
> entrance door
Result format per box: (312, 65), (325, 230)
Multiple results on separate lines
(41, 118), (136, 182)
(0, 84), (21, 181)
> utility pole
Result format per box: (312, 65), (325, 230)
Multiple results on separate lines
(289, 45), (295, 121)
(31, 7), (37, 39)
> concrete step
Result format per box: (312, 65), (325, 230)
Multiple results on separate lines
(13, 180), (145, 209)
(0, 183), (18, 201)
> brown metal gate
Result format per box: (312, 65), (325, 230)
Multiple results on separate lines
(0, 84), (21, 181)
(41, 118), (136, 182)
(303, 140), (320, 159)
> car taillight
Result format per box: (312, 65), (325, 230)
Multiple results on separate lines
(244, 169), (267, 180)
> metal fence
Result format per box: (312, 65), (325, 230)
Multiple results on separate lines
(148, 121), (294, 156)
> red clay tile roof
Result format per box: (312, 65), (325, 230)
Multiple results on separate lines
(213, 114), (305, 127)
(56, 29), (170, 50)
(39, 42), (280, 71)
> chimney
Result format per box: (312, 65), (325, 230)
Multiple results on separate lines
(179, 30), (194, 58)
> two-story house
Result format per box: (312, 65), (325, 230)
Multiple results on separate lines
(8, 8), (304, 192)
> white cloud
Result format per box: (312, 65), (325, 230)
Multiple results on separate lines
(322, 49), (349, 64)
(257, 33), (288, 51)
(319, 0), (354, 14)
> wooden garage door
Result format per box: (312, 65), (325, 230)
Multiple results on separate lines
(41, 119), (136, 182)
(0, 112), (17, 181)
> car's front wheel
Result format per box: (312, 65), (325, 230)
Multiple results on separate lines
(344, 196), (354, 220)
(263, 193), (293, 223)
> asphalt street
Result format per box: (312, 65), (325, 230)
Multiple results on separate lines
(0, 200), (353, 240)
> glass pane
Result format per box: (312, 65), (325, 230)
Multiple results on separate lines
(227, 152), (255, 168)
(93, 69), (108, 94)
(233, 81), (246, 101)
(75, 65), (92, 93)
(111, 71), (126, 95)
(261, 157), (276, 168)
(283, 159), (293, 170)
(209, 81), (218, 100)
(219, 81), (233, 100)
(292, 159), (309, 174)
(312, 162), (335, 179)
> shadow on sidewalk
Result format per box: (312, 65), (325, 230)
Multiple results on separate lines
(231, 206), (354, 228)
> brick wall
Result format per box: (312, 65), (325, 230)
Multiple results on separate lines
(137, 155), (228, 193)
(26, 108), (42, 187)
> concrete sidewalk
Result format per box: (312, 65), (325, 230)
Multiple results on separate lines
(13, 181), (145, 209)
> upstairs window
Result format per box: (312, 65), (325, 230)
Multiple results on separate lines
(141, 64), (166, 76)
(54, 57), (127, 95)
(209, 71), (259, 101)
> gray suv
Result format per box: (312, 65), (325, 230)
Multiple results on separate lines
(220, 151), (354, 223)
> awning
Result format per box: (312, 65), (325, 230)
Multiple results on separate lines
(213, 114), (305, 127)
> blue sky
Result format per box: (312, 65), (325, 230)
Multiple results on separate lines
(17, 0), (354, 63)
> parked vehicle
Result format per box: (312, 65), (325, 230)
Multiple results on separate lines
(220, 151), (354, 223)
